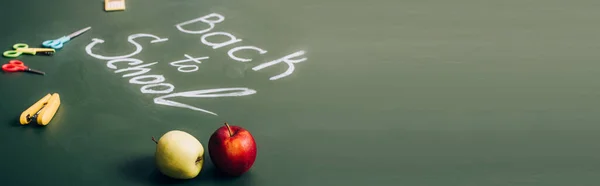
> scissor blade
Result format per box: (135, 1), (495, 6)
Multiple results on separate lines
(67, 26), (92, 39)
(26, 68), (46, 75)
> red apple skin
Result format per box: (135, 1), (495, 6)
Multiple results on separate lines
(208, 123), (257, 176)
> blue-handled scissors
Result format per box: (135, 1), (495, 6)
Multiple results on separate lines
(42, 26), (91, 50)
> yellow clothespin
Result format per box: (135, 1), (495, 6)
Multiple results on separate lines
(20, 93), (61, 126)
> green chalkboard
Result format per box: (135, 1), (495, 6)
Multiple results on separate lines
(2, 0), (600, 185)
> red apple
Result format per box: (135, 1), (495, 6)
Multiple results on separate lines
(208, 122), (257, 176)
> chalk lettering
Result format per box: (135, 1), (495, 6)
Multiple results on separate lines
(109, 58), (175, 94)
(85, 33), (175, 95)
(85, 33), (168, 60)
(227, 46), (268, 62)
(115, 62), (159, 78)
(154, 88), (257, 116)
(107, 58), (143, 69)
(84, 10), (312, 116)
(130, 75), (174, 94)
(175, 13), (225, 34)
(83, 32), (261, 115)
(169, 54), (209, 73)
(141, 83), (175, 94)
(201, 32), (242, 49)
(129, 75), (166, 85)
(252, 50), (307, 80)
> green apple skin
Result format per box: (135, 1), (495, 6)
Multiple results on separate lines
(155, 130), (205, 179)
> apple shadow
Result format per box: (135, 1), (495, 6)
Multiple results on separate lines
(120, 155), (188, 185)
(195, 159), (257, 186)
(121, 155), (256, 185)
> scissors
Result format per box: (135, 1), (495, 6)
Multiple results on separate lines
(2, 60), (45, 75)
(3, 43), (56, 58)
(42, 26), (92, 50)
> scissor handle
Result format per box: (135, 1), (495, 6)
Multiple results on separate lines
(2, 61), (26, 72)
(3, 50), (21, 58)
(8, 59), (25, 65)
(9, 60), (24, 65)
(13, 43), (28, 49)
(42, 36), (69, 49)
(3, 43), (28, 58)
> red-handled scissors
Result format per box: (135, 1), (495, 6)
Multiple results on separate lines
(2, 60), (45, 75)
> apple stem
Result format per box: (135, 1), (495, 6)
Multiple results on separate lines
(224, 122), (233, 137)
(151, 136), (158, 144)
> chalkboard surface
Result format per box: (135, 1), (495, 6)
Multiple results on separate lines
(2, 0), (600, 185)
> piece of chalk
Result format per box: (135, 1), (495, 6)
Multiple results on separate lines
(105, 0), (126, 11)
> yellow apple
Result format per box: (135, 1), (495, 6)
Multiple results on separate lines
(153, 130), (205, 179)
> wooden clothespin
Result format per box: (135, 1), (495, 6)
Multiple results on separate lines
(20, 93), (61, 126)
